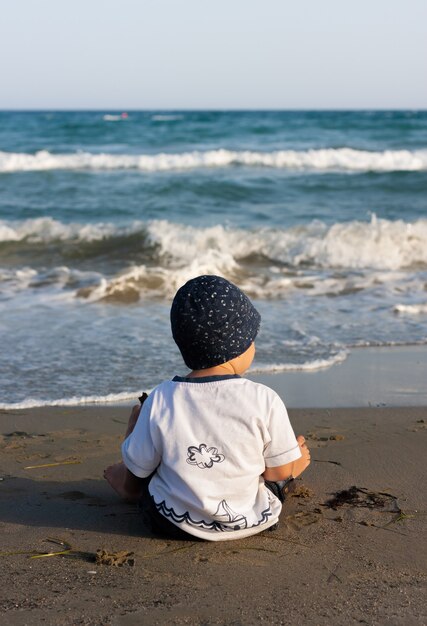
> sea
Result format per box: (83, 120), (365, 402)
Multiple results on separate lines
(1, 110), (426, 408)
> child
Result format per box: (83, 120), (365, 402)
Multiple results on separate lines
(104, 275), (310, 541)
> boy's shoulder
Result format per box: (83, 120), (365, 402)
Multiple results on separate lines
(241, 377), (285, 404)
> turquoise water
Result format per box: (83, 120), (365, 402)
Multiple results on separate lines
(1, 110), (426, 406)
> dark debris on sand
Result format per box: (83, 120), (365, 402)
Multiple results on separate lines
(325, 486), (399, 511)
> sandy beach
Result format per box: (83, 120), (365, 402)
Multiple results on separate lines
(1, 10), (426, 622)
(1, 362), (426, 625)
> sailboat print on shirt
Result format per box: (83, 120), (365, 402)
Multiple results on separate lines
(213, 500), (248, 530)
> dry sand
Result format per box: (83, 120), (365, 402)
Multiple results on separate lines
(0, 403), (426, 625)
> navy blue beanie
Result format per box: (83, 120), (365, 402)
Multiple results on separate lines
(170, 275), (261, 370)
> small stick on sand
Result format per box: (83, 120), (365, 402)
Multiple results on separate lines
(24, 460), (81, 470)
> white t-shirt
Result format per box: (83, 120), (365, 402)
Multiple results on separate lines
(122, 375), (301, 541)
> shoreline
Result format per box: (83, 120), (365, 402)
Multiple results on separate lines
(2, 344), (427, 411)
(0, 404), (426, 624)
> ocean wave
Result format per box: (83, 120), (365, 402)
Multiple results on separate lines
(0, 390), (141, 410)
(1, 147), (427, 173)
(76, 259), (239, 303)
(2, 216), (427, 302)
(0, 217), (141, 243)
(250, 351), (348, 373)
(146, 215), (427, 272)
(0, 265), (103, 300)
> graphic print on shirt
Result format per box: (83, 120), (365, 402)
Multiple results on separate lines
(186, 443), (225, 469)
(154, 499), (271, 533)
(213, 499), (248, 530)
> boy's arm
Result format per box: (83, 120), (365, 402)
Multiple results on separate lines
(124, 394), (148, 439)
(104, 395), (151, 503)
(263, 435), (310, 481)
(124, 403), (143, 439)
(104, 462), (145, 503)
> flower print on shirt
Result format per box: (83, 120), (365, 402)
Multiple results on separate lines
(186, 443), (225, 469)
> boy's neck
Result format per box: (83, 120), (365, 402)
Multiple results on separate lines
(187, 361), (238, 378)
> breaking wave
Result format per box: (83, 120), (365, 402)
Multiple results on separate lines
(2, 215), (427, 303)
(0, 217), (140, 243)
(2, 214), (426, 267)
(1, 147), (427, 173)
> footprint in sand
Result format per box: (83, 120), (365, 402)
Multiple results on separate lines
(55, 491), (107, 507)
(57, 490), (88, 501)
(284, 510), (322, 531)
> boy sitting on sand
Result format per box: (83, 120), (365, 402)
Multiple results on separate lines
(104, 275), (310, 540)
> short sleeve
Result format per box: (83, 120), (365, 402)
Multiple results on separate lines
(263, 394), (301, 467)
(121, 396), (161, 478)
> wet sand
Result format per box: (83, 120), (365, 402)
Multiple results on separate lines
(0, 400), (426, 625)
(249, 345), (427, 408)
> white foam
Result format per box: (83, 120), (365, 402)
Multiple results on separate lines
(78, 255), (239, 303)
(1, 147), (427, 173)
(0, 217), (138, 243)
(0, 223), (20, 240)
(283, 214), (427, 271)
(0, 390), (141, 410)
(4, 213), (426, 274)
(394, 303), (427, 315)
(0, 267), (38, 283)
(0, 267), (39, 295)
(0, 265), (105, 305)
(147, 215), (427, 272)
(250, 351), (348, 374)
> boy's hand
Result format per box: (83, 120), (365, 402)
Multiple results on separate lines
(292, 435), (311, 478)
(104, 462), (143, 503)
(138, 392), (148, 405)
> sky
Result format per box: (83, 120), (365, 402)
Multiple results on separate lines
(0, 0), (426, 109)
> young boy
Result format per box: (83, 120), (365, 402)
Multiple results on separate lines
(104, 275), (310, 541)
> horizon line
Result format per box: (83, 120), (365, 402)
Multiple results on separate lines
(1, 107), (426, 113)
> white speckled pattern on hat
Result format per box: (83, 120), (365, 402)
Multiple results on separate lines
(170, 275), (261, 370)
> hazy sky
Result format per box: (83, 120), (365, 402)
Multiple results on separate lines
(1, 0), (426, 109)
